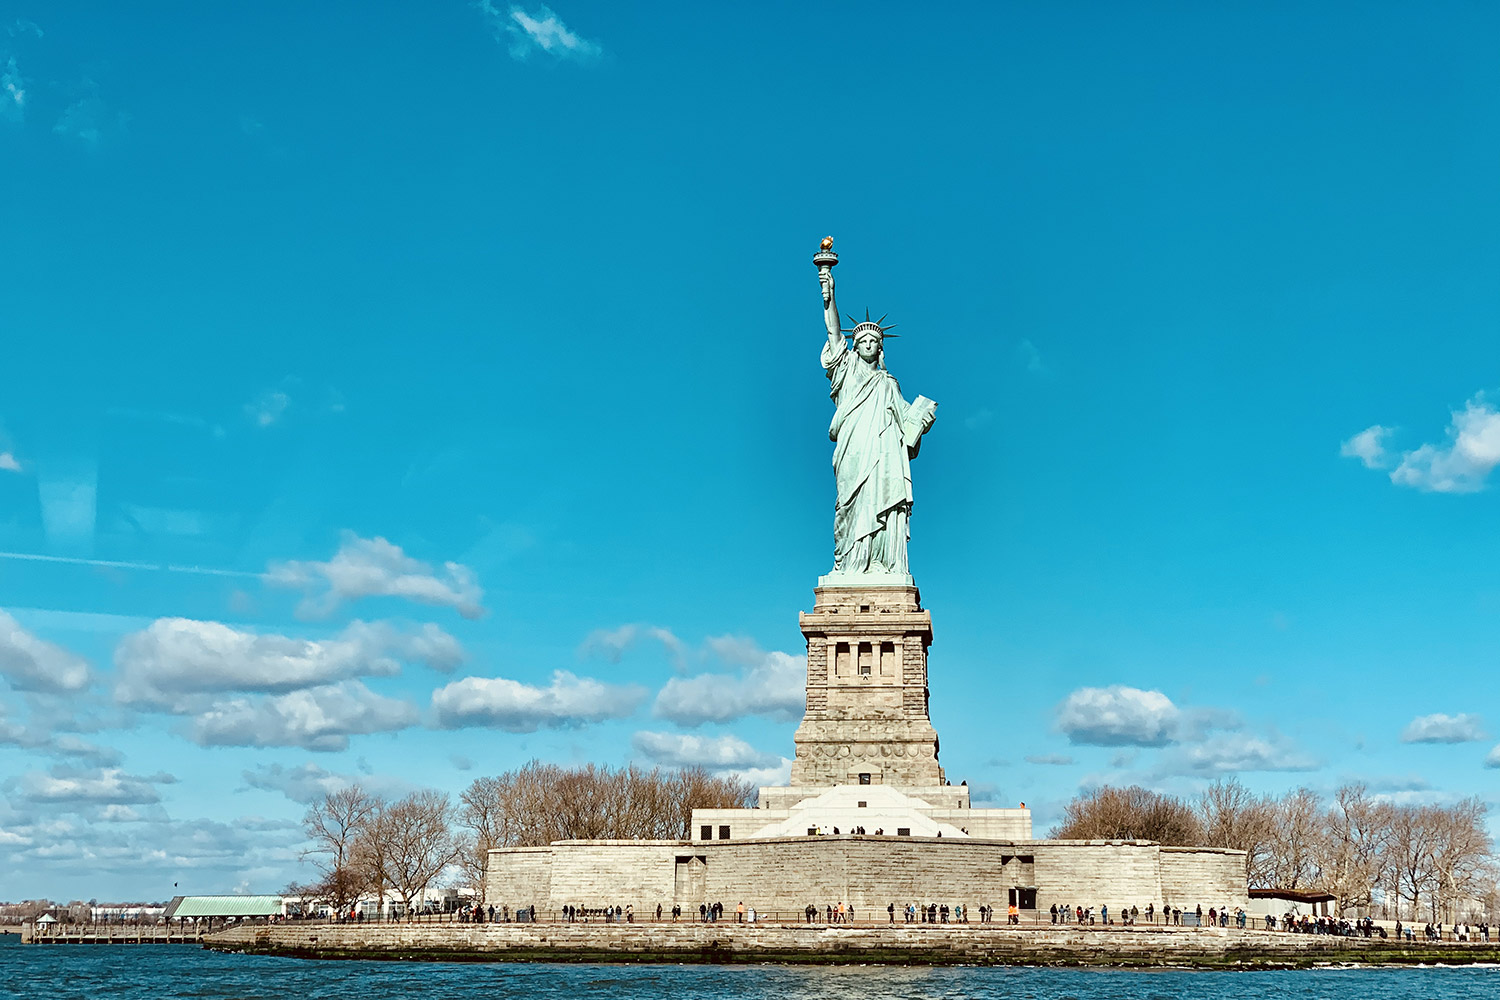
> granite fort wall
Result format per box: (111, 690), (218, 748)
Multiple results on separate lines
(1159, 847), (1248, 909)
(487, 837), (1247, 917)
(205, 922), (1500, 967)
(487, 847), (552, 909)
(489, 841), (680, 912)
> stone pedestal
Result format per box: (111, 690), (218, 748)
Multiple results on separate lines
(789, 584), (944, 787)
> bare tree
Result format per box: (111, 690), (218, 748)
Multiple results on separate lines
(301, 785), (380, 913)
(1387, 802), (1441, 920)
(1198, 777), (1276, 885)
(1430, 796), (1494, 922)
(1314, 783), (1391, 916)
(1262, 787), (1323, 889)
(1051, 785), (1205, 844)
(459, 760), (755, 855)
(458, 774), (516, 891)
(368, 790), (465, 917)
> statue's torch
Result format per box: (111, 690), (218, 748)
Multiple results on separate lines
(813, 235), (838, 272)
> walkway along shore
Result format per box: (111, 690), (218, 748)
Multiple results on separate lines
(204, 922), (1500, 967)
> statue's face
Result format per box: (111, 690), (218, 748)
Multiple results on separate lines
(855, 334), (881, 362)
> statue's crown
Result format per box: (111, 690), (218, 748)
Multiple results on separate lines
(842, 309), (899, 340)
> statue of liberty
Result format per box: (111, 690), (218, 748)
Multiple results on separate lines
(815, 239), (936, 582)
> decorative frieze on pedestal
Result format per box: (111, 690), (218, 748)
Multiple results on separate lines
(789, 584), (945, 787)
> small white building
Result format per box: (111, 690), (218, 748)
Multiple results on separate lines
(1246, 888), (1337, 919)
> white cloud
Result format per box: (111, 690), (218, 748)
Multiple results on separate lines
(1340, 425), (1391, 469)
(431, 669), (644, 732)
(579, 623), (686, 665)
(1025, 753), (1075, 766)
(1484, 746), (1500, 769)
(190, 681), (417, 751)
(654, 649), (805, 727)
(1056, 685), (1180, 747)
(0, 609), (92, 693)
(1387, 395), (1500, 493)
(1157, 733), (1319, 775)
(1401, 712), (1486, 744)
(14, 766), (174, 806)
(0, 451), (21, 472)
(115, 617), (460, 710)
(268, 533), (485, 619)
(480, 2), (601, 61)
(631, 731), (779, 770)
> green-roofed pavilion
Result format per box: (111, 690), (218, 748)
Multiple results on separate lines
(163, 895), (282, 919)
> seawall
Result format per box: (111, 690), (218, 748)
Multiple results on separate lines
(204, 922), (1500, 967)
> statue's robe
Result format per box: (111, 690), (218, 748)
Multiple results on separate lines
(822, 338), (920, 574)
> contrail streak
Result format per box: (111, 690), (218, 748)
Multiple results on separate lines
(0, 551), (265, 579)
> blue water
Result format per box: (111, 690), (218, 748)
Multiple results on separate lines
(2, 936), (1497, 1000)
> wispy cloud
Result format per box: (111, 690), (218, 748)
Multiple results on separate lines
(268, 533), (485, 620)
(653, 647), (804, 727)
(0, 451), (20, 472)
(244, 388), (290, 427)
(191, 681), (418, 752)
(1, 56), (23, 123)
(631, 731), (780, 771)
(431, 670), (644, 731)
(11, 766), (174, 806)
(479, 2), (601, 61)
(0, 706), (121, 765)
(0, 609), (92, 693)
(1017, 338), (1046, 375)
(240, 761), (414, 804)
(0, 550), (262, 579)
(53, 79), (128, 148)
(1400, 712), (1485, 744)
(1339, 425), (1391, 470)
(1024, 753), (1075, 766)
(579, 623), (686, 665)
(114, 617), (460, 711)
(1154, 732), (1320, 775)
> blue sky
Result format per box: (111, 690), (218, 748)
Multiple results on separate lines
(2, 2), (1499, 901)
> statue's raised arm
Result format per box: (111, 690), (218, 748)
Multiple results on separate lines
(814, 236), (842, 348)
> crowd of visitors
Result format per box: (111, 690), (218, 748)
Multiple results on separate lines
(1044, 902), (1245, 927)
(483, 900), (1499, 941)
